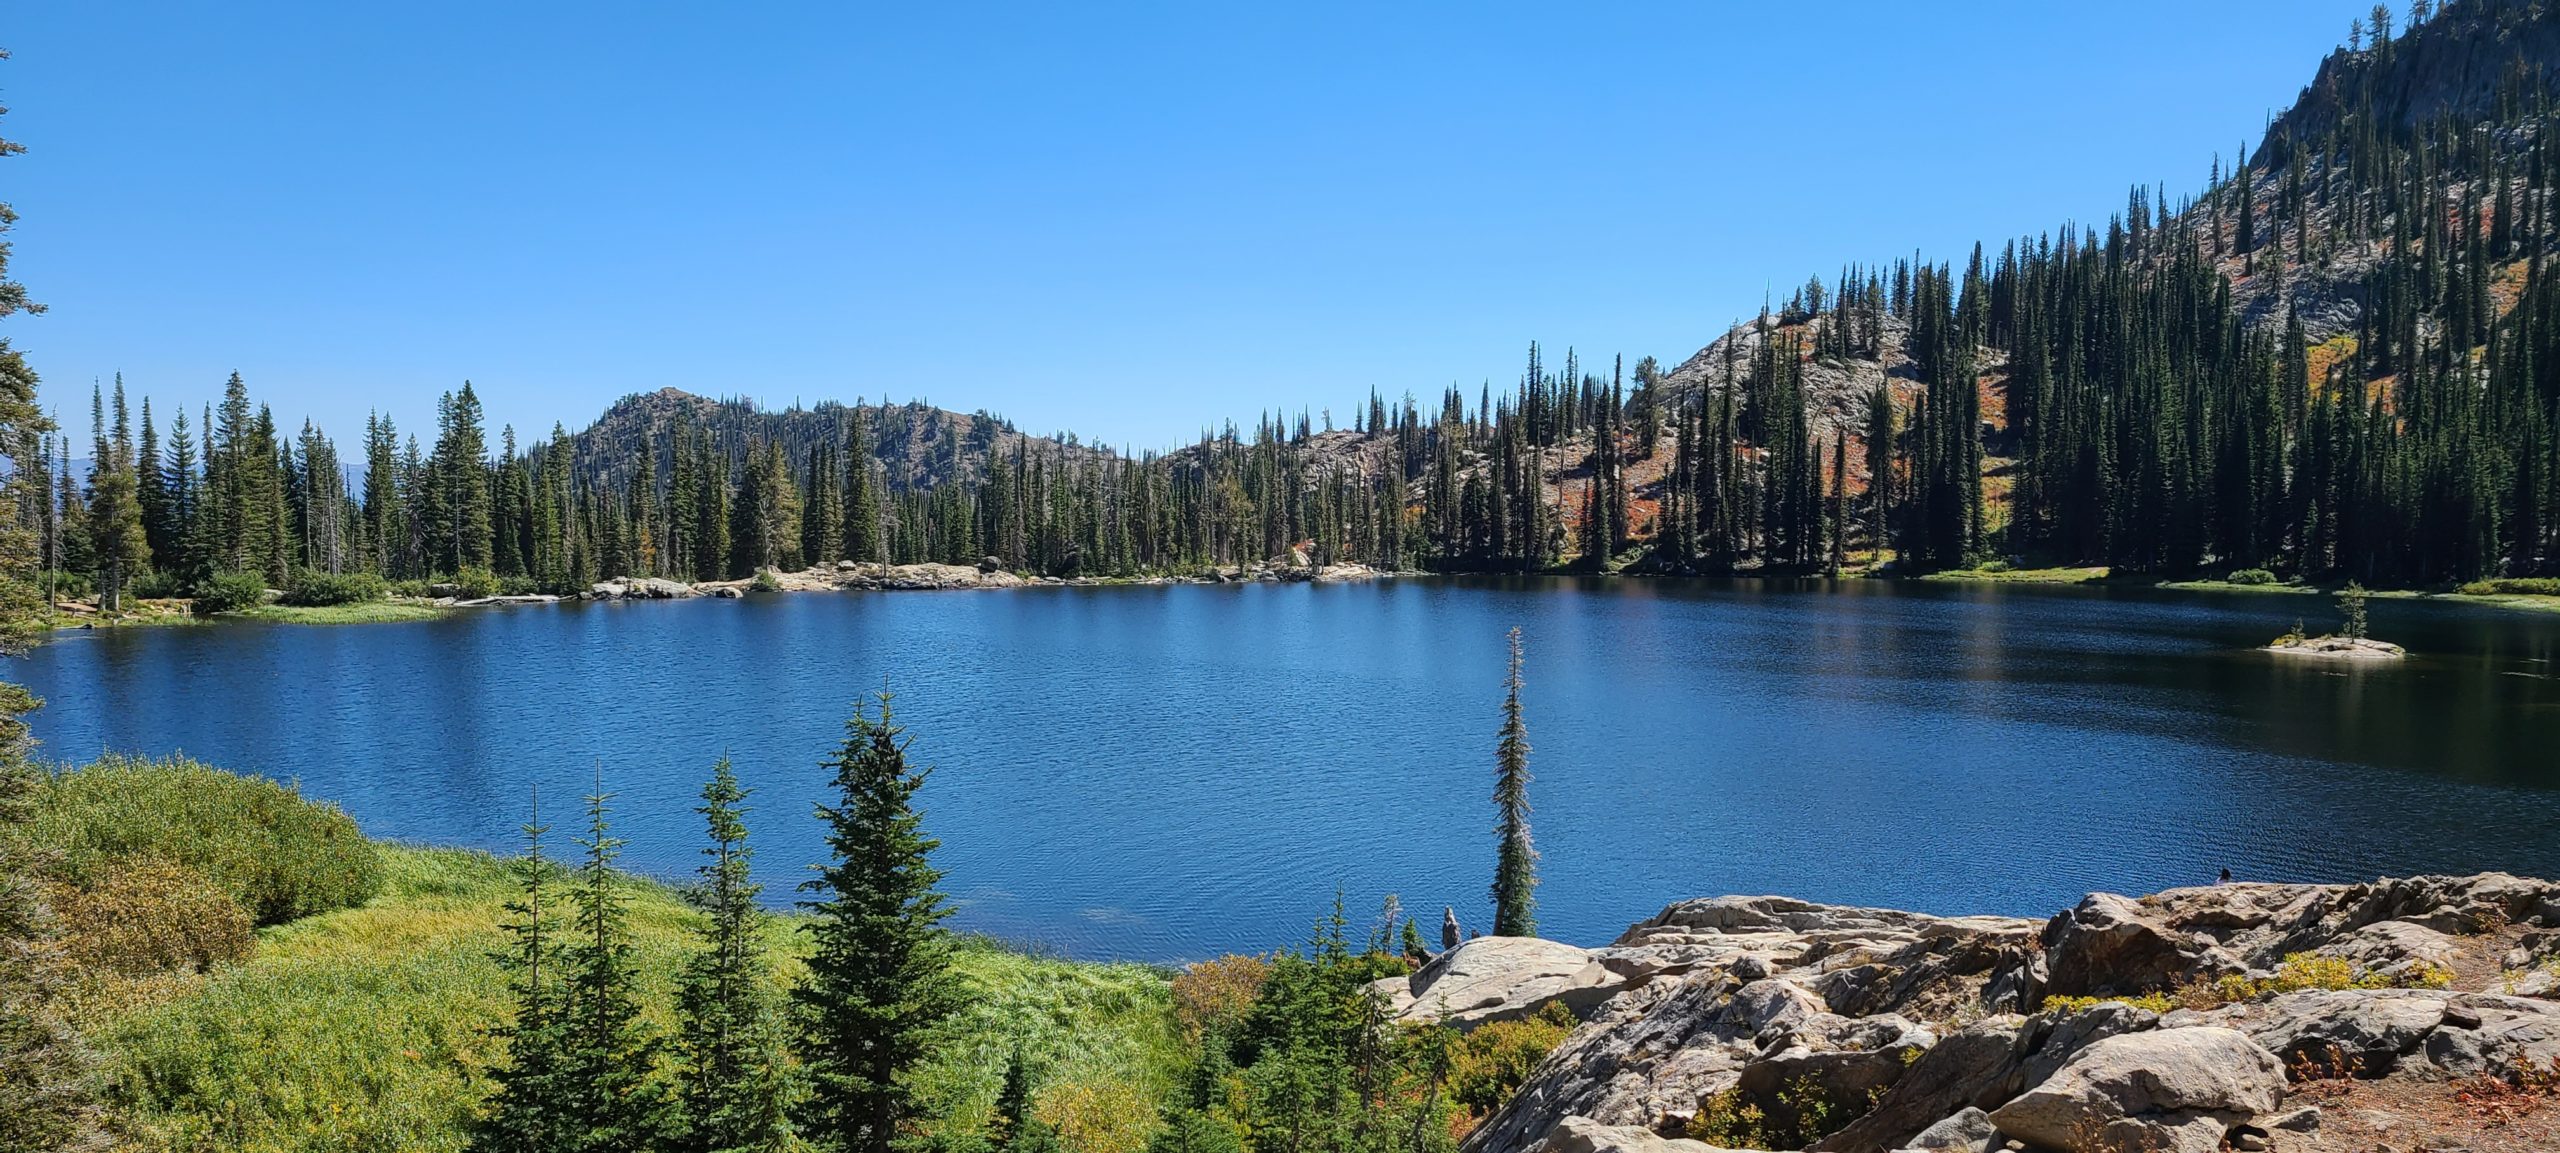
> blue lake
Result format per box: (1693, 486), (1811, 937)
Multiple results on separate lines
(16, 578), (2560, 959)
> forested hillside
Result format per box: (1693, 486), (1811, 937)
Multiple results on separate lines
(31, 0), (2560, 603)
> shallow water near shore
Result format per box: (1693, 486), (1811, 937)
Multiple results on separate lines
(16, 577), (2560, 960)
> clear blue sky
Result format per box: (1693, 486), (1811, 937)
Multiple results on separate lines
(9, 2), (2369, 453)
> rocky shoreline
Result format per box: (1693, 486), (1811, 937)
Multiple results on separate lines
(584, 557), (1396, 601)
(1391, 874), (2560, 1153)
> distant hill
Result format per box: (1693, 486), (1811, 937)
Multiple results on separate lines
(562, 387), (1104, 496)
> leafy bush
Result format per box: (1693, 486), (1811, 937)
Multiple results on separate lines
(1173, 954), (1271, 1041)
(128, 568), (187, 599)
(191, 570), (270, 615)
(41, 569), (95, 599)
(1977, 559), (2012, 574)
(280, 569), (388, 607)
(1448, 1002), (1574, 1115)
(752, 568), (783, 592)
(2226, 568), (2278, 586)
(1690, 1073), (1869, 1150)
(2459, 577), (2560, 597)
(448, 567), (502, 600)
(387, 578), (435, 598)
(28, 755), (382, 924)
(49, 858), (253, 976)
(1035, 1075), (1156, 1153)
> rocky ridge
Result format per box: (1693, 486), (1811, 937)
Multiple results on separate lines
(1411, 875), (2560, 1153)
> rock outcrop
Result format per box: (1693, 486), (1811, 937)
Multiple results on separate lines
(1477, 875), (2560, 1153)
(1983, 1028), (2286, 1153)
(2263, 635), (2406, 660)
(588, 577), (699, 600)
(1371, 937), (1611, 1029)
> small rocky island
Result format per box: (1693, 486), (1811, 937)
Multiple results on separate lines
(2260, 583), (2406, 661)
(2264, 634), (2407, 660)
(1403, 873), (2560, 1153)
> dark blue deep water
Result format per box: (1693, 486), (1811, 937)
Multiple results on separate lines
(14, 578), (2560, 959)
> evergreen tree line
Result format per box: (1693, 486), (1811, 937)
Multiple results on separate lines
(41, 0), (2560, 612)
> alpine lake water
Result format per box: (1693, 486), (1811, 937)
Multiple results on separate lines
(16, 577), (2560, 960)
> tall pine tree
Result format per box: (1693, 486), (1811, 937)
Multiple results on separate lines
(796, 694), (961, 1153)
(1489, 628), (1537, 938)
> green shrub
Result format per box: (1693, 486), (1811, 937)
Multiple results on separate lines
(752, 568), (783, 592)
(448, 567), (502, 600)
(2459, 577), (2560, 597)
(387, 578), (433, 598)
(191, 570), (270, 615)
(41, 569), (95, 599)
(1448, 1002), (1575, 1115)
(1690, 1073), (1871, 1150)
(1173, 954), (1271, 1041)
(280, 569), (388, 607)
(2226, 568), (2278, 586)
(27, 755), (383, 925)
(50, 858), (253, 976)
(128, 568), (187, 600)
(1977, 559), (2012, 574)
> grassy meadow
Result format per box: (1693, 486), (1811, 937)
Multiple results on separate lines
(20, 757), (1184, 1153)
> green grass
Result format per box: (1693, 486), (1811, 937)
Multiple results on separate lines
(85, 843), (1183, 1153)
(53, 600), (452, 628)
(1903, 566), (2560, 617)
(49, 606), (203, 631)
(2154, 577), (2323, 597)
(1919, 565), (2111, 584)
(222, 600), (450, 625)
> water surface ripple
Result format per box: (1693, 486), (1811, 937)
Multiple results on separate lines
(17, 578), (2560, 959)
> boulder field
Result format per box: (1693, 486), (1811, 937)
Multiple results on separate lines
(1405, 875), (2560, 1153)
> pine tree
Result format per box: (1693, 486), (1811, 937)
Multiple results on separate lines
(554, 776), (669, 1151)
(672, 758), (801, 1153)
(988, 1051), (1062, 1153)
(796, 693), (961, 1153)
(846, 412), (883, 565)
(84, 383), (149, 612)
(470, 790), (570, 1153)
(362, 412), (401, 576)
(160, 407), (200, 583)
(0, 79), (87, 1127)
(2339, 581), (2371, 640)
(434, 382), (495, 575)
(1489, 627), (1537, 938)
